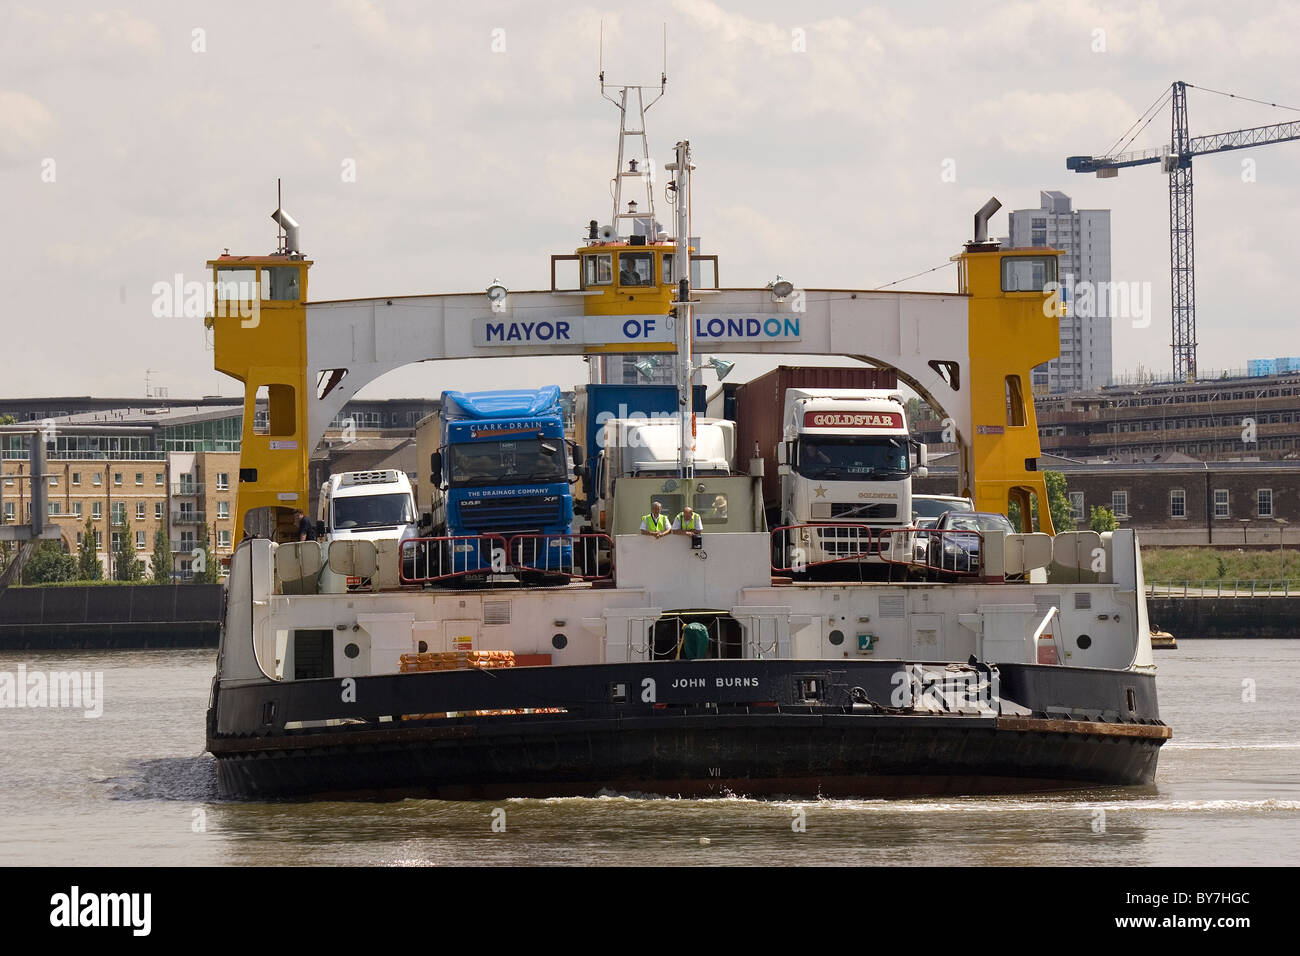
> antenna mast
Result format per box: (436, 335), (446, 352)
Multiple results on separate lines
(598, 22), (668, 241)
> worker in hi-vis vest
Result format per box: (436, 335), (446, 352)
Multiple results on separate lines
(672, 505), (704, 533)
(640, 500), (670, 538)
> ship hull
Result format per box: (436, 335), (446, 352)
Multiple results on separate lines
(207, 660), (1169, 800)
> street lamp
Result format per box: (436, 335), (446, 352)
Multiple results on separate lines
(634, 355), (733, 382)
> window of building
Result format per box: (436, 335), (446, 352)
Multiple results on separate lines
(136, 502), (146, 520)
(155, 473), (164, 486)
(93, 472), (102, 486)
(47, 502), (60, 517)
(92, 502), (102, 519)
(3, 502), (13, 521)
(1170, 489), (1186, 519)
(111, 502), (126, 525)
(218, 530), (231, 549)
(49, 475), (58, 487)
(94, 531), (103, 549)
(73, 502), (82, 517)
(136, 531), (147, 550)
(111, 531), (123, 551)
(135, 473), (143, 486)
(113, 472), (123, 486)
(1214, 489), (1230, 518)
(1111, 491), (1129, 518)
(72, 472), (81, 486)
(155, 502), (164, 520)
(1069, 492), (1084, 521)
(216, 472), (230, 491)
(217, 501), (229, 519)
(2, 475), (11, 487)
(1258, 489), (1273, 518)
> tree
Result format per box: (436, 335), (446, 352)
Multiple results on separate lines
(22, 540), (78, 584)
(193, 522), (219, 584)
(1090, 505), (1119, 533)
(151, 527), (172, 583)
(78, 517), (103, 580)
(1043, 471), (1075, 533)
(112, 521), (142, 581)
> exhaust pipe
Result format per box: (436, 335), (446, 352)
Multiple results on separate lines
(963, 197), (1002, 253)
(271, 207), (301, 257)
(973, 197), (1001, 244)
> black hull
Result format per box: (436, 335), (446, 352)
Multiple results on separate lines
(207, 659), (1169, 800)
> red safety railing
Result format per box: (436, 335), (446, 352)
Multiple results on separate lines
(877, 527), (985, 577)
(507, 533), (613, 581)
(400, 535), (510, 584)
(770, 523), (881, 572)
(399, 533), (613, 584)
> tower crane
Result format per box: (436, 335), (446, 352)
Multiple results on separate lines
(1067, 81), (1300, 381)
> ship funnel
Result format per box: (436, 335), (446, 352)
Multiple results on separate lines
(272, 206), (302, 257)
(966, 197), (1002, 252)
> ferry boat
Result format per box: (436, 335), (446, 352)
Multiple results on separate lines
(202, 78), (1170, 800)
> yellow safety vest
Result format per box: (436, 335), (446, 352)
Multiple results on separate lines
(675, 512), (703, 531)
(642, 513), (669, 532)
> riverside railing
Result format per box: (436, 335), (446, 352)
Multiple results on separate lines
(1146, 579), (1295, 597)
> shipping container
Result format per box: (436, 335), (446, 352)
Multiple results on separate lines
(726, 366), (898, 510)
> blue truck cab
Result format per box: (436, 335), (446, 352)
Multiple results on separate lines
(422, 387), (579, 577)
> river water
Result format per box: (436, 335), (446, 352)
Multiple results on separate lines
(1, 639), (1296, 866)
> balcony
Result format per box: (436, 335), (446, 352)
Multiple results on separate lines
(171, 511), (207, 525)
(171, 542), (200, 554)
(171, 482), (205, 496)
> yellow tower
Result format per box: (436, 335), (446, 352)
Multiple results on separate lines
(573, 240), (678, 355)
(205, 248), (312, 540)
(957, 243), (1063, 533)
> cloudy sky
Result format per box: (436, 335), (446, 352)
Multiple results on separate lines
(3, 0), (1298, 401)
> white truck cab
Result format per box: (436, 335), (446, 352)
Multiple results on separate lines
(776, 388), (927, 563)
(318, 470), (419, 545)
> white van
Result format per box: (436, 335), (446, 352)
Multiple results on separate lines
(319, 470), (419, 545)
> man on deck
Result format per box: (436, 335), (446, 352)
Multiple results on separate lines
(672, 505), (704, 534)
(640, 500), (670, 538)
(294, 509), (316, 542)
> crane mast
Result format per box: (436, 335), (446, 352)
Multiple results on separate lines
(1067, 80), (1300, 381)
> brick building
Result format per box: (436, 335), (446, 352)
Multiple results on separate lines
(916, 454), (1300, 548)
